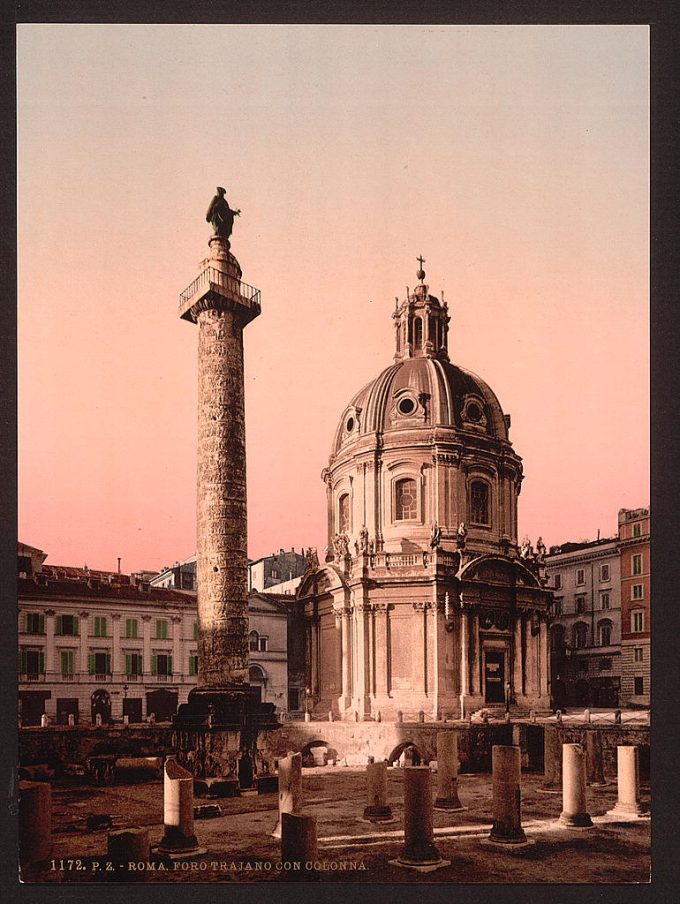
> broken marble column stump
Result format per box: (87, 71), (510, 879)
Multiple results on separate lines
(363, 761), (393, 822)
(483, 745), (532, 848)
(281, 813), (317, 863)
(434, 732), (466, 811)
(559, 743), (593, 828)
(108, 827), (150, 862)
(540, 724), (562, 792)
(585, 730), (607, 786)
(272, 752), (302, 838)
(389, 767), (450, 872)
(156, 757), (204, 856)
(18, 780), (52, 864)
(606, 745), (648, 818)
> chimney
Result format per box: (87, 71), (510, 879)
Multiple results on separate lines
(117, 557), (121, 574)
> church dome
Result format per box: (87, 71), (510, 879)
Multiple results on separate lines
(333, 357), (509, 456)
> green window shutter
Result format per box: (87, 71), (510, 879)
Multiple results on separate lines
(60, 651), (66, 675)
(168, 655), (173, 675)
(125, 653), (131, 675)
(151, 654), (157, 676)
(88, 654), (95, 675)
(39, 651), (45, 674)
(193, 622), (199, 640)
(56, 614), (62, 634)
(106, 653), (112, 674)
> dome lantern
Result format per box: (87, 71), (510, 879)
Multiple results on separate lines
(393, 256), (450, 363)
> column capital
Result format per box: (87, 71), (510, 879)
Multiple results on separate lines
(44, 609), (56, 618)
(171, 615), (183, 623)
(373, 602), (389, 614)
(141, 614), (152, 622)
(79, 611), (90, 619)
(111, 613), (122, 621)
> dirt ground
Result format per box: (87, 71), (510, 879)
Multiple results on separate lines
(21, 765), (651, 884)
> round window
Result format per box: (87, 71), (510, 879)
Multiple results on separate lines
(466, 402), (482, 422)
(346, 416), (355, 432)
(398, 397), (416, 415)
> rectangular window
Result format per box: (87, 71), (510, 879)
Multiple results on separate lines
(599, 658), (612, 671)
(576, 568), (585, 585)
(60, 650), (74, 677)
(633, 523), (642, 538)
(600, 564), (610, 581)
(56, 614), (78, 636)
(258, 637), (268, 652)
(552, 598), (562, 616)
(20, 649), (45, 676)
(553, 574), (562, 590)
(576, 596), (585, 614)
(632, 611), (644, 633)
(193, 622), (199, 641)
(601, 593), (610, 610)
(632, 584), (643, 600)
(89, 652), (111, 675)
(94, 616), (107, 637)
(25, 612), (45, 634)
(634, 647), (644, 663)
(125, 653), (143, 676)
(154, 619), (168, 640)
(125, 618), (138, 638)
(632, 554), (642, 576)
(151, 653), (173, 676)
(634, 676), (644, 695)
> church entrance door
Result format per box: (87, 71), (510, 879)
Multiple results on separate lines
(484, 650), (505, 704)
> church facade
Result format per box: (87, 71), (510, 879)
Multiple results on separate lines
(297, 265), (552, 720)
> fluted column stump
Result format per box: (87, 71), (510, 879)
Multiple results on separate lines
(585, 730), (607, 786)
(389, 767), (450, 872)
(434, 732), (466, 812)
(362, 761), (394, 823)
(272, 753), (303, 838)
(539, 724), (562, 792)
(155, 757), (204, 857)
(482, 745), (533, 849)
(559, 743), (593, 828)
(606, 746), (649, 819)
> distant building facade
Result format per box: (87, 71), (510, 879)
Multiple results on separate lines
(545, 538), (621, 708)
(618, 507), (650, 707)
(150, 548), (307, 595)
(18, 545), (301, 725)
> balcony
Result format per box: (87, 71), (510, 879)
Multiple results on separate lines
(19, 672), (46, 683)
(179, 267), (261, 323)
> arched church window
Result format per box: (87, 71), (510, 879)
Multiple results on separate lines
(429, 315), (437, 348)
(395, 478), (418, 520)
(470, 480), (490, 526)
(414, 317), (423, 350)
(338, 493), (350, 533)
(573, 622), (588, 649)
(598, 620), (613, 646)
(249, 630), (259, 652)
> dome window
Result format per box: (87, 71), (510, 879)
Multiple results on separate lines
(338, 493), (350, 533)
(397, 397), (416, 416)
(469, 480), (490, 526)
(346, 416), (355, 432)
(395, 478), (418, 520)
(462, 395), (487, 427)
(466, 402), (483, 422)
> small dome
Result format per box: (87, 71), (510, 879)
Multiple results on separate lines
(333, 357), (509, 456)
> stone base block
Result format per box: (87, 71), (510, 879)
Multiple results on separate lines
(604, 804), (650, 820)
(154, 845), (207, 860)
(558, 813), (594, 829)
(434, 799), (467, 812)
(359, 816), (398, 825)
(388, 857), (451, 873)
(363, 805), (393, 821)
(480, 838), (536, 853)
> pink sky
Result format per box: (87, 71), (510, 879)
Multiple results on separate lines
(17, 25), (649, 573)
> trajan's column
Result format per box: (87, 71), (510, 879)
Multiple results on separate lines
(176, 188), (275, 729)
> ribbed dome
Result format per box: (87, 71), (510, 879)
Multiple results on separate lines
(333, 357), (509, 456)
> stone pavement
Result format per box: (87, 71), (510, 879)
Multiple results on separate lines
(22, 765), (650, 884)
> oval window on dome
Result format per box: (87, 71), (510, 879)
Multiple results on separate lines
(346, 416), (355, 433)
(397, 397), (416, 416)
(466, 402), (483, 422)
